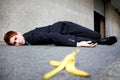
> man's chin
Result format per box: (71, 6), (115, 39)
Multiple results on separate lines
(20, 44), (24, 46)
(17, 43), (24, 46)
(20, 42), (25, 46)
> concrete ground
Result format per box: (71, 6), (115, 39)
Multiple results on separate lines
(0, 38), (120, 80)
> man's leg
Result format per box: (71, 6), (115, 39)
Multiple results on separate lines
(52, 21), (117, 45)
(61, 21), (101, 40)
(76, 36), (96, 42)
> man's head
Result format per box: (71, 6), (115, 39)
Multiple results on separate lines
(4, 31), (25, 46)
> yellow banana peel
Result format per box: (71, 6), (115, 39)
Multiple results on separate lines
(43, 49), (90, 80)
(49, 60), (60, 66)
(65, 58), (90, 77)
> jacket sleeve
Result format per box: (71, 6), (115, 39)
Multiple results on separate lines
(47, 33), (77, 47)
(24, 29), (77, 46)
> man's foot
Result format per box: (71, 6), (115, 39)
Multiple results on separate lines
(100, 36), (117, 45)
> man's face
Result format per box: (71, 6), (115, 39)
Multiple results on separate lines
(10, 32), (25, 46)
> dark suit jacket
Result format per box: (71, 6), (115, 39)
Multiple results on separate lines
(23, 21), (78, 46)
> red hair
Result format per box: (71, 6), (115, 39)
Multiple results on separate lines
(4, 31), (17, 45)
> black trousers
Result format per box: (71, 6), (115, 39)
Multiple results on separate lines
(50, 21), (101, 42)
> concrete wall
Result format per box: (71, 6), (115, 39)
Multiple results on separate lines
(94, 0), (105, 16)
(0, 0), (94, 41)
(105, 1), (120, 37)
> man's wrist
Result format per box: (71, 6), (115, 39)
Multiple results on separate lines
(76, 42), (81, 47)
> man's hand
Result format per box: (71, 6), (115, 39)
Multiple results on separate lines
(77, 41), (98, 47)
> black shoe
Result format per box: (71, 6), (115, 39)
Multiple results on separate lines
(100, 36), (117, 45)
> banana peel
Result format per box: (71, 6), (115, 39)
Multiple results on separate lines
(43, 49), (90, 80)
(65, 58), (90, 77)
(50, 59), (90, 77)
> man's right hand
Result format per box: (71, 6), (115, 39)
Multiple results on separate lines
(76, 41), (98, 47)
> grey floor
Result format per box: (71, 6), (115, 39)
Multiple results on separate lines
(0, 38), (120, 80)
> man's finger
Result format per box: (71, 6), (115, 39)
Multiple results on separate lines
(86, 41), (92, 43)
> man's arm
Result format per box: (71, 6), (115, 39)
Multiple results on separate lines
(46, 33), (98, 47)
(47, 33), (77, 47)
